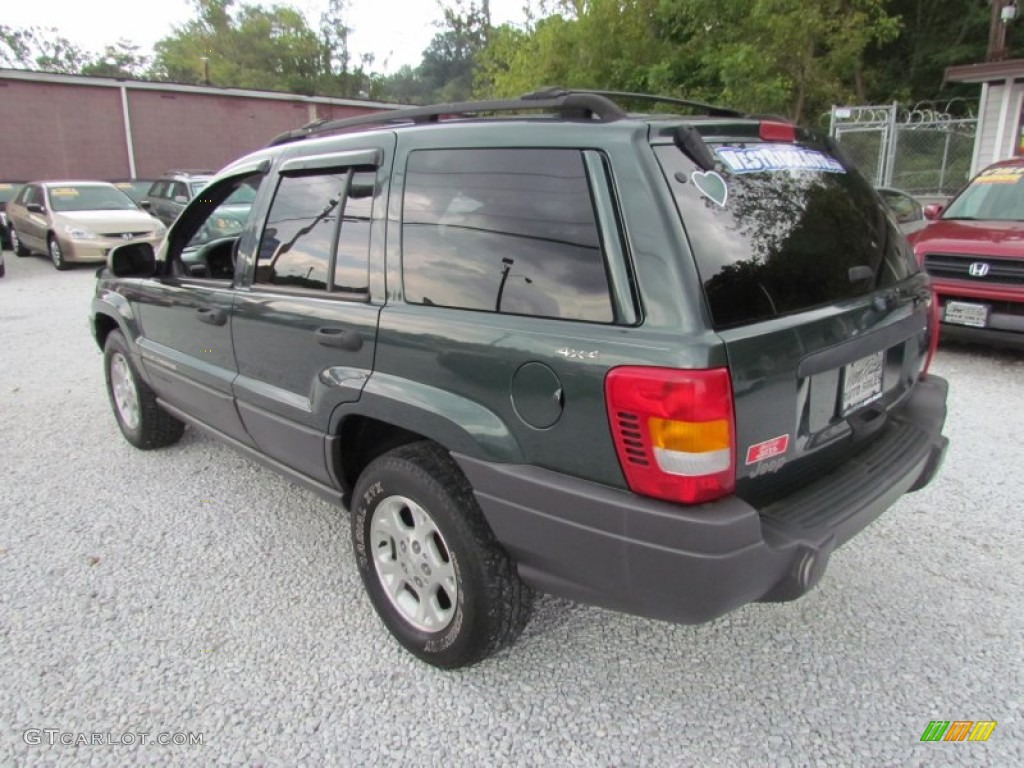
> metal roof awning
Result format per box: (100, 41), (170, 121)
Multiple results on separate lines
(945, 59), (1024, 84)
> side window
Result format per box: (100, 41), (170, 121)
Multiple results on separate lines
(173, 182), (188, 200)
(255, 170), (373, 294)
(401, 148), (614, 323)
(334, 171), (374, 293)
(148, 181), (164, 198)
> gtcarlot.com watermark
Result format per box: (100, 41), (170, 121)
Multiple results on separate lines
(24, 729), (203, 747)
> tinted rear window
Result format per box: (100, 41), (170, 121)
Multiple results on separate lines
(655, 142), (916, 328)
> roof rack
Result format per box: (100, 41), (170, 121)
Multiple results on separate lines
(550, 88), (742, 118)
(266, 87), (741, 147)
(267, 90), (627, 146)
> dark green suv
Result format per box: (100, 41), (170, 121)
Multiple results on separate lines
(91, 89), (949, 668)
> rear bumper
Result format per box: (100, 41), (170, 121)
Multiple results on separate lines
(455, 375), (948, 624)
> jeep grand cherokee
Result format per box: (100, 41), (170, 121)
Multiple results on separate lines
(91, 89), (949, 668)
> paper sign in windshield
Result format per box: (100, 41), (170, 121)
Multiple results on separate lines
(50, 187), (80, 197)
(716, 145), (845, 175)
(975, 166), (1024, 184)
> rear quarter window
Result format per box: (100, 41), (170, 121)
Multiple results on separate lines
(401, 148), (615, 323)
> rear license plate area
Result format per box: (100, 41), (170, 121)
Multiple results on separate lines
(943, 300), (989, 328)
(841, 351), (884, 415)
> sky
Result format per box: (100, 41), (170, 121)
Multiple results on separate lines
(4, 0), (531, 74)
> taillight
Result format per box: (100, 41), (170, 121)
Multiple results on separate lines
(922, 290), (941, 377)
(605, 367), (735, 504)
(759, 120), (797, 142)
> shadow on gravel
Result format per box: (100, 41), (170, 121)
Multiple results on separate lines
(938, 339), (1023, 365)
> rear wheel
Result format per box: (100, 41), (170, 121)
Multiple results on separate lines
(48, 235), (68, 271)
(351, 442), (532, 668)
(11, 228), (29, 257)
(103, 330), (184, 449)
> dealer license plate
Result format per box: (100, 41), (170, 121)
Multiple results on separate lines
(841, 351), (884, 415)
(943, 301), (989, 328)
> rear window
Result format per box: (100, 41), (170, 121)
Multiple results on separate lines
(655, 141), (916, 328)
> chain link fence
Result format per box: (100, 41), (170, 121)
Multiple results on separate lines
(827, 102), (977, 196)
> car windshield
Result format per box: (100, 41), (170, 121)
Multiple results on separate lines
(0, 183), (22, 204)
(48, 185), (138, 212)
(942, 165), (1024, 221)
(112, 181), (153, 203)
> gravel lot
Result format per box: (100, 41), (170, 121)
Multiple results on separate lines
(1, 250), (1021, 767)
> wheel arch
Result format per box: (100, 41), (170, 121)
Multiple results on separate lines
(333, 416), (429, 496)
(331, 379), (525, 498)
(93, 312), (120, 351)
(90, 297), (140, 354)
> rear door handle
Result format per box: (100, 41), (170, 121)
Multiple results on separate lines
(315, 326), (363, 351)
(196, 307), (227, 326)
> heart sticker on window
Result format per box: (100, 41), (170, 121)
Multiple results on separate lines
(691, 171), (728, 207)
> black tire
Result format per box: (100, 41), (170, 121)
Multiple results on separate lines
(11, 227), (30, 257)
(351, 441), (532, 668)
(48, 235), (69, 271)
(103, 330), (185, 449)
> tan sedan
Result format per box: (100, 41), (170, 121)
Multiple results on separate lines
(8, 181), (166, 270)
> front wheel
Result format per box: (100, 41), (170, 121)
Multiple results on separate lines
(103, 330), (185, 449)
(48, 235), (68, 271)
(351, 442), (532, 668)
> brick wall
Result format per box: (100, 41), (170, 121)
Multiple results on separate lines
(0, 73), (389, 182)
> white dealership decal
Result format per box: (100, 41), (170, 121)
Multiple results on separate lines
(715, 145), (845, 175)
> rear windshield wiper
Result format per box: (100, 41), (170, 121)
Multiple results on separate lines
(673, 125), (716, 171)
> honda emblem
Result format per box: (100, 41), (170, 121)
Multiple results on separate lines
(968, 262), (990, 277)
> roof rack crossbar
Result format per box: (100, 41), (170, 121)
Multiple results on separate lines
(267, 92), (628, 146)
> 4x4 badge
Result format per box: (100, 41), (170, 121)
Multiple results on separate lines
(556, 348), (599, 360)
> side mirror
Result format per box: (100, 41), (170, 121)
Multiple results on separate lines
(173, 195), (188, 204)
(108, 242), (156, 278)
(923, 204), (944, 220)
(139, 199), (152, 210)
(27, 203), (45, 214)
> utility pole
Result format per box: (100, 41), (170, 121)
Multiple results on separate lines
(988, 0), (1018, 61)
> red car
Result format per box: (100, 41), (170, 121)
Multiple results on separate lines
(908, 158), (1024, 347)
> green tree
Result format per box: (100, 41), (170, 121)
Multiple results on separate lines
(151, 0), (374, 97)
(477, 1), (671, 98)
(862, 0), (989, 106)
(418, 0), (493, 101)
(655, 0), (900, 122)
(80, 41), (150, 79)
(0, 24), (90, 73)
(477, 0), (907, 123)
